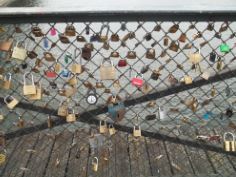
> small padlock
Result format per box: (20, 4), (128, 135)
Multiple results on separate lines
(4, 95), (19, 109)
(211, 86), (216, 97)
(50, 27), (57, 36)
(2, 73), (12, 90)
(159, 106), (166, 120)
(45, 67), (57, 78)
(133, 125), (141, 137)
(68, 74), (78, 86)
(54, 59), (61, 73)
(224, 132), (235, 152)
(64, 52), (72, 64)
(47, 116), (53, 128)
(65, 24), (76, 37)
(23, 73), (37, 96)
(92, 157), (99, 172)
(60, 69), (71, 78)
(99, 120), (107, 134)
(189, 47), (202, 65)
(109, 124), (116, 135)
(58, 101), (68, 117)
(151, 70), (161, 80)
(220, 43), (230, 53)
(183, 75), (193, 85)
(209, 52), (216, 63)
(201, 70), (210, 80)
(146, 48), (156, 59)
(71, 49), (82, 74)
(131, 74), (144, 88)
(66, 108), (76, 123)
(17, 116), (25, 128)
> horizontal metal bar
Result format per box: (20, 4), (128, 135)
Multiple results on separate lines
(0, 8), (236, 23)
(2, 68), (236, 140)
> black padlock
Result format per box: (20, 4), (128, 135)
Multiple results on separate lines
(144, 33), (152, 41)
(209, 52), (216, 63)
(21, 62), (28, 69)
(226, 108), (233, 118)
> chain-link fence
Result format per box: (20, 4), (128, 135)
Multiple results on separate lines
(0, 10), (236, 177)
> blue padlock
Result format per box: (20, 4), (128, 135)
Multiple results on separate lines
(108, 101), (125, 122)
(90, 33), (100, 42)
(43, 36), (49, 49)
(60, 69), (71, 78)
(203, 111), (213, 120)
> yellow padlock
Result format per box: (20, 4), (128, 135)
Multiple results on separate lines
(23, 72), (36, 96)
(224, 132), (235, 152)
(2, 73), (12, 90)
(108, 124), (116, 135)
(189, 47), (202, 64)
(133, 125), (142, 137)
(66, 109), (76, 123)
(92, 157), (99, 172)
(99, 120), (107, 134)
(68, 74), (78, 86)
(183, 75), (193, 85)
(28, 83), (42, 100)
(58, 101), (68, 117)
(4, 95), (19, 109)
(71, 49), (82, 74)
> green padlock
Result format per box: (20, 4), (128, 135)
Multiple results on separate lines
(220, 43), (230, 53)
(64, 52), (72, 64)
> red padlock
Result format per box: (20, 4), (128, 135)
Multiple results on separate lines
(131, 74), (143, 87)
(118, 59), (127, 67)
(45, 67), (57, 78)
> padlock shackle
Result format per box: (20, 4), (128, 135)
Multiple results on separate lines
(23, 72), (35, 86)
(100, 120), (106, 126)
(74, 48), (82, 64)
(100, 24), (110, 36)
(4, 73), (12, 81)
(101, 57), (113, 66)
(223, 132), (235, 141)
(4, 95), (13, 104)
(109, 124), (114, 129)
(134, 125), (141, 130)
(92, 157), (99, 164)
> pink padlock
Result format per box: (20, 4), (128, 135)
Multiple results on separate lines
(131, 74), (144, 87)
(50, 27), (57, 36)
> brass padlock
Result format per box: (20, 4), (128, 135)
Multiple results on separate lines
(182, 75), (192, 85)
(99, 120), (107, 134)
(68, 74), (78, 86)
(54, 59), (61, 73)
(71, 49), (82, 74)
(224, 132), (235, 152)
(146, 48), (156, 59)
(23, 73), (36, 96)
(189, 47), (202, 65)
(2, 73), (12, 90)
(58, 101), (68, 117)
(65, 24), (76, 37)
(108, 124), (116, 135)
(133, 125), (142, 137)
(17, 116), (25, 128)
(4, 95), (19, 109)
(92, 157), (99, 172)
(99, 24), (109, 42)
(66, 109), (76, 123)
(28, 83), (42, 100)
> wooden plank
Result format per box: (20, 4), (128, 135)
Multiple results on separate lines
(43, 131), (73, 177)
(128, 134), (152, 177)
(145, 137), (173, 176)
(2, 133), (39, 177)
(114, 132), (131, 177)
(22, 132), (55, 177)
(0, 136), (22, 175)
(163, 131), (194, 176)
(65, 130), (89, 177)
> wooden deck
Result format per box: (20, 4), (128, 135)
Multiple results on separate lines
(0, 129), (236, 177)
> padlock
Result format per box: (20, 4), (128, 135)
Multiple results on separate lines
(224, 132), (235, 152)
(27, 51), (38, 59)
(163, 36), (169, 46)
(58, 101), (68, 117)
(92, 157), (99, 172)
(0, 38), (13, 52)
(110, 51), (119, 58)
(12, 41), (27, 61)
(17, 116), (25, 128)
(179, 33), (187, 43)
(111, 33), (119, 42)
(28, 83), (42, 100)
(131, 74), (144, 88)
(4, 95), (19, 109)
(159, 106), (166, 120)
(118, 59), (127, 67)
(183, 75), (193, 85)
(107, 96), (125, 122)
(54, 59), (61, 73)
(209, 52), (216, 63)
(47, 116), (53, 128)
(66, 109), (76, 123)
(133, 125), (142, 137)
(76, 35), (86, 42)
(146, 48), (156, 59)
(2, 73), (12, 90)
(151, 70), (161, 80)
(144, 33), (152, 41)
(59, 34), (70, 44)
(201, 70), (210, 80)
(108, 124), (116, 135)
(189, 47), (202, 64)
(168, 24), (179, 33)
(60, 69), (71, 78)
(68, 74), (78, 86)
(62, 84), (76, 98)
(71, 49), (82, 74)
(44, 52), (55, 62)
(45, 67), (57, 78)
(127, 51), (136, 59)
(0, 113), (4, 121)
(23, 73), (36, 96)
(99, 120), (107, 134)
(220, 43), (230, 53)
(50, 27), (57, 36)
(211, 86), (216, 97)
(65, 24), (76, 37)
(64, 52), (72, 64)
(216, 57), (224, 71)
(100, 58), (116, 80)
(96, 81), (105, 89)
(31, 26), (44, 37)
(169, 41), (179, 52)
(99, 24), (109, 42)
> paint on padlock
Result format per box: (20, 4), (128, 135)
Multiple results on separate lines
(4, 95), (19, 109)
(23, 73), (37, 96)
(60, 69), (70, 78)
(159, 106), (166, 120)
(3, 73), (12, 90)
(45, 67), (57, 78)
(92, 157), (99, 172)
(133, 125), (142, 137)
(66, 108), (76, 123)
(99, 120), (107, 134)
(224, 132), (235, 152)
(50, 27), (57, 36)
(131, 74), (144, 87)
(220, 43), (230, 53)
(108, 124), (116, 135)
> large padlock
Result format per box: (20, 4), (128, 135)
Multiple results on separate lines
(131, 74), (144, 88)
(2, 73), (12, 90)
(107, 96), (125, 122)
(4, 95), (19, 109)
(224, 132), (235, 152)
(66, 109), (76, 123)
(58, 101), (68, 117)
(11, 41), (27, 61)
(100, 58), (116, 80)
(92, 157), (99, 172)
(23, 73), (37, 96)
(99, 120), (107, 134)
(108, 124), (116, 135)
(133, 125), (142, 137)
(28, 83), (42, 100)
(71, 49), (82, 74)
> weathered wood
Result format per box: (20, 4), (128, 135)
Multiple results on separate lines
(164, 131), (194, 176)
(145, 137), (173, 176)
(0, 136), (21, 175)
(114, 132), (131, 177)
(128, 134), (152, 177)
(65, 130), (89, 177)
(43, 131), (73, 177)
(22, 132), (55, 177)
(2, 133), (39, 177)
